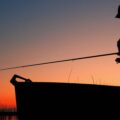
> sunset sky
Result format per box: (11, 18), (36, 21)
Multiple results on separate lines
(0, 0), (120, 108)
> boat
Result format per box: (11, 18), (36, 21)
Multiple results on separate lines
(11, 74), (120, 119)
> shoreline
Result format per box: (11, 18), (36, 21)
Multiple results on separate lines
(0, 111), (17, 116)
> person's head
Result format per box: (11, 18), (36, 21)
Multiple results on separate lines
(116, 5), (120, 18)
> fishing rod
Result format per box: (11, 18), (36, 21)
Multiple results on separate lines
(0, 52), (119, 71)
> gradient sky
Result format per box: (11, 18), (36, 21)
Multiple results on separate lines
(0, 0), (120, 108)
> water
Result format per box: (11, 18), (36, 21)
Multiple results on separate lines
(0, 115), (18, 120)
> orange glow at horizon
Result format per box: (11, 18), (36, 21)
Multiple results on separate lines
(0, 79), (16, 108)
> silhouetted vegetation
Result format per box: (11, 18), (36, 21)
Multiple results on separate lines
(0, 108), (17, 116)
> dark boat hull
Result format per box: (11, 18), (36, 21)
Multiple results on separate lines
(11, 75), (120, 119)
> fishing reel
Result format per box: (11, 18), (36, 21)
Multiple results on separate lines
(115, 57), (120, 63)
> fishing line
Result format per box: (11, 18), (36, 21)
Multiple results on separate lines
(0, 52), (118, 71)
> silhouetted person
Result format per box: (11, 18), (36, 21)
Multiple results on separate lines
(117, 39), (120, 55)
(115, 6), (120, 63)
(116, 5), (120, 18)
(115, 39), (120, 63)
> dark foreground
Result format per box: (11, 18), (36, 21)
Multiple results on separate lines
(0, 112), (17, 116)
(0, 115), (18, 120)
(11, 75), (120, 119)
